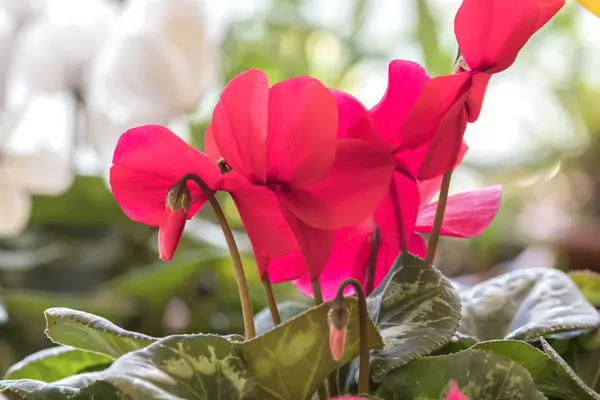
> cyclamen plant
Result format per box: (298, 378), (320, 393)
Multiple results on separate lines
(3, 0), (600, 399)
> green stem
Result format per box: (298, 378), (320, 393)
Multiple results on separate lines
(182, 174), (256, 339)
(365, 227), (380, 295)
(336, 278), (370, 394)
(312, 278), (324, 305)
(425, 170), (452, 264)
(261, 274), (281, 326)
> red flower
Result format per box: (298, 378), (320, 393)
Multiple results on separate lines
(205, 69), (394, 279)
(110, 125), (222, 261)
(402, 0), (564, 180)
(444, 381), (470, 400)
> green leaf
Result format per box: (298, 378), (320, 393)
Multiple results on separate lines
(253, 301), (312, 334)
(103, 334), (252, 400)
(366, 252), (461, 382)
(0, 375), (126, 400)
(459, 268), (600, 340)
(4, 346), (112, 381)
(377, 349), (546, 400)
(44, 308), (156, 358)
(239, 297), (382, 400)
(473, 339), (599, 400)
(540, 338), (600, 400)
(570, 270), (600, 307)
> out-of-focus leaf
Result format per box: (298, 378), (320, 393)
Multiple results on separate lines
(0, 375), (126, 400)
(366, 253), (461, 382)
(103, 334), (252, 400)
(44, 308), (155, 358)
(239, 298), (382, 400)
(459, 268), (600, 340)
(473, 339), (599, 400)
(29, 176), (126, 227)
(253, 301), (311, 334)
(570, 270), (600, 307)
(377, 349), (545, 400)
(4, 346), (111, 382)
(414, 0), (453, 76)
(541, 338), (600, 400)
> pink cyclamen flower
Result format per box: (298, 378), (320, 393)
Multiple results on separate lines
(329, 325), (347, 362)
(205, 69), (394, 280)
(110, 125), (222, 261)
(445, 381), (470, 400)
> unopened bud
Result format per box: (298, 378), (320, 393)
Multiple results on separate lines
(166, 181), (192, 213)
(444, 381), (469, 400)
(328, 297), (350, 361)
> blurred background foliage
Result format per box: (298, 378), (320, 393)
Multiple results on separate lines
(1, 0), (600, 376)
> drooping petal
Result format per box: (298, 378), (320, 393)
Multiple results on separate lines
(110, 125), (221, 225)
(267, 76), (338, 186)
(535, 0), (565, 31)
(465, 73), (492, 122)
(288, 222), (374, 298)
(455, 0), (539, 73)
(374, 171), (420, 250)
(402, 72), (471, 150)
(158, 208), (187, 261)
(223, 172), (298, 259)
(211, 69), (269, 181)
(415, 186), (502, 237)
(407, 233), (427, 259)
(370, 60), (430, 150)
(280, 202), (335, 280)
(331, 89), (391, 149)
(417, 99), (469, 181)
(282, 139), (394, 230)
(203, 124), (222, 163)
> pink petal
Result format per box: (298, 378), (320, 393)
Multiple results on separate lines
(282, 139), (394, 230)
(402, 72), (472, 150)
(110, 125), (221, 225)
(289, 222), (374, 298)
(158, 208), (187, 261)
(407, 233), (427, 260)
(223, 172), (298, 259)
(329, 326), (347, 361)
(211, 69), (269, 181)
(417, 101), (469, 181)
(331, 89), (391, 150)
(267, 76), (338, 186)
(455, 0), (539, 73)
(535, 0), (565, 32)
(370, 60), (430, 150)
(415, 186), (502, 237)
(203, 124), (222, 163)
(445, 381), (470, 400)
(465, 73), (492, 122)
(374, 171), (420, 250)
(280, 202), (335, 280)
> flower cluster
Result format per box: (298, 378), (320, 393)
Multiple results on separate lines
(109, 0), (563, 298)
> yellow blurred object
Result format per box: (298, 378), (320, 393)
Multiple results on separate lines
(577, 0), (600, 17)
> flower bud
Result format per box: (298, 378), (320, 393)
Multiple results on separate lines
(159, 181), (191, 261)
(166, 181), (191, 213)
(328, 297), (350, 361)
(444, 381), (469, 400)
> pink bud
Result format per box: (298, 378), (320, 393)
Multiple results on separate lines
(444, 381), (469, 400)
(330, 397), (370, 400)
(329, 325), (347, 362)
(158, 208), (187, 261)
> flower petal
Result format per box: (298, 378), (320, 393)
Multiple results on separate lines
(286, 221), (374, 298)
(374, 171), (420, 249)
(211, 69), (269, 180)
(466, 73), (492, 123)
(203, 124), (222, 163)
(575, 0), (598, 18)
(417, 100), (469, 181)
(455, 0), (539, 73)
(223, 172), (298, 259)
(158, 208), (187, 261)
(110, 125), (220, 225)
(407, 233), (427, 260)
(415, 186), (502, 237)
(280, 202), (335, 280)
(283, 139), (394, 229)
(536, 0), (565, 31)
(370, 60), (430, 150)
(331, 89), (390, 149)
(402, 72), (472, 149)
(267, 76), (338, 186)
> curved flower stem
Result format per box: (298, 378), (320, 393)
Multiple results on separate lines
(365, 227), (380, 295)
(261, 274), (281, 325)
(336, 278), (370, 394)
(424, 170), (452, 264)
(181, 174), (256, 339)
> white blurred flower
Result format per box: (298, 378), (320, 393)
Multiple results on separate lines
(87, 0), (217, 161)
(0, 93), (74, 236)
